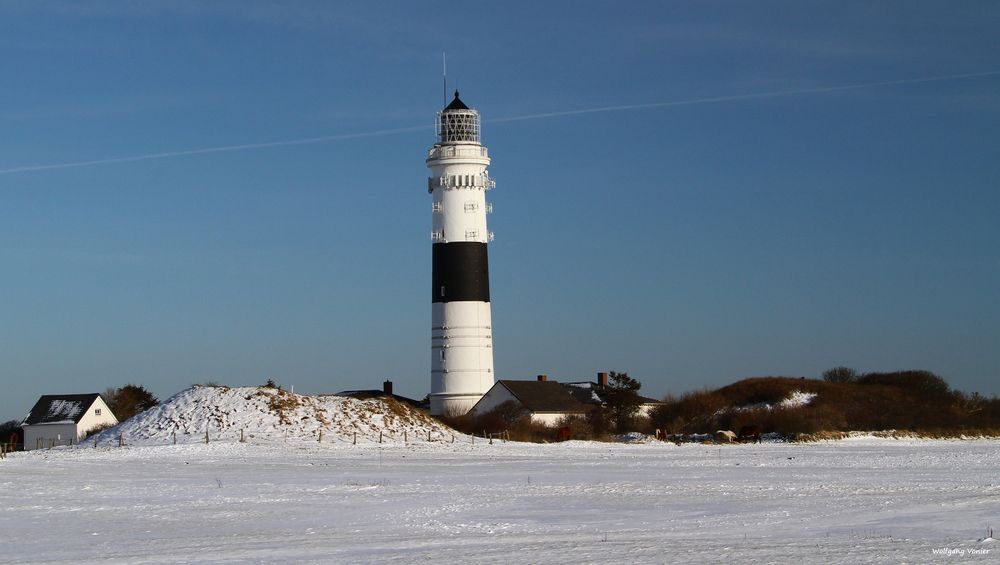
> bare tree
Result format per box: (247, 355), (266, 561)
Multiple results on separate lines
(822, 366), (859, 383)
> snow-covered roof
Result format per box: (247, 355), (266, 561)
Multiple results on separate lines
(22, 394), (103, 426)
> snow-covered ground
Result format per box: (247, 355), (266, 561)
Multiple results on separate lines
(2, 437), (997, 563)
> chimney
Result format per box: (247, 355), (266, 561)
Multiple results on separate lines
(383, 380), (393, 396)
(597, 372), (608, 388)
(536, 374), (548, 382)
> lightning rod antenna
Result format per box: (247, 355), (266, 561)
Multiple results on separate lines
(442, 52), (447, 107)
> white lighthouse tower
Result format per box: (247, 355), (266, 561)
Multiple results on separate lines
(426, 91), (496, 416)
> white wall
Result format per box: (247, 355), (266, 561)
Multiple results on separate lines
(76, 396), (119, 438)
(23, 423), (77, 450)
(469, 383), (517, 416)
(529, 412), (581, 427)
(431, 301), (494, 401)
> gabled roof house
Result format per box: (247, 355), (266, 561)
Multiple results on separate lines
(471, 372), (665, 425)
(21, 393), (118, 450)
(469, 376), (592, 425)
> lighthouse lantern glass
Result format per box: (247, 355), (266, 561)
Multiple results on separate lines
(436, 109), (480, 144)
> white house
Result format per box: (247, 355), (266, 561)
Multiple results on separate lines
(469, 377), (592, 426)
(21, 394), (118, 450)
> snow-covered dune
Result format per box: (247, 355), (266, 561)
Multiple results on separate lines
(93, 385), (457, 446)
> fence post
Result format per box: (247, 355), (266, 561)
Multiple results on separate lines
(428, 430), (431, 442)
(379, 431), (383, 444)
(173, 432), (176, 446)
(353, 431), (357, 445)
(318, 430), (322, 443)
(404, 431), (407, 444)
(451, 434), (455, 443)
(240, 429), (245, 443)
(94, 435), (98, 448)
(119, 434), (123, 448)
(205, 430), (209, 444)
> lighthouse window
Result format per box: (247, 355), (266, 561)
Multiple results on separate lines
(440, 286), (446, 297)
(432, 202), (442, 213)
(464, 201), (477, 212)
(440, 350), (446, 361)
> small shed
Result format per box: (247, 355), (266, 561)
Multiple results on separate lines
(21, 394), (118, 450)
(470, 377), (592, 426)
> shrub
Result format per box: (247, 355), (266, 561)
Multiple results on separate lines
(82, 422), (116, 439)
(655, 371), (1000, 437)
(822, 367), (859, 383)
(555, 415), (596, 440)
(856, 370), (951, 398)
(651, 389), (730, 434)
(438, 405), (561, 442)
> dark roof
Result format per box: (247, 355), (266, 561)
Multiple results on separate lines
(330, 390), (428, 410)
(562, 382), (663, 406)
(563, 382), (605, 405)
(496, 380), (591, 413)
(443, 90), (469, 111)
(22, 394), (104, 425)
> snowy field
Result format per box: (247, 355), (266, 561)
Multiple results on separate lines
(2, 437), (997, 563)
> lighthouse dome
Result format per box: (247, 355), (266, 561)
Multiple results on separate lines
(443, 90), (470, 111)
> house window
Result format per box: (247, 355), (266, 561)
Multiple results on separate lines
(95, 409), (102, 416)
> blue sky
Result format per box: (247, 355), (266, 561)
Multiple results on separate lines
(2, 1), (998, 420)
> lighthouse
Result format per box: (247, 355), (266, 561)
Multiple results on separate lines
(426, 91), (496, 416)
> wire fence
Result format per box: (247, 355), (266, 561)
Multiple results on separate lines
(0, 427), (516, 454)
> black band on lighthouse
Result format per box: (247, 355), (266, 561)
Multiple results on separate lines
(432, 242), (490, 303)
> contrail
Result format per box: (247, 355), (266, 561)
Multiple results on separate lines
(0, 125), (430, 174)
(488, 70), (1000, 123)
(2, 70), (997, 175)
